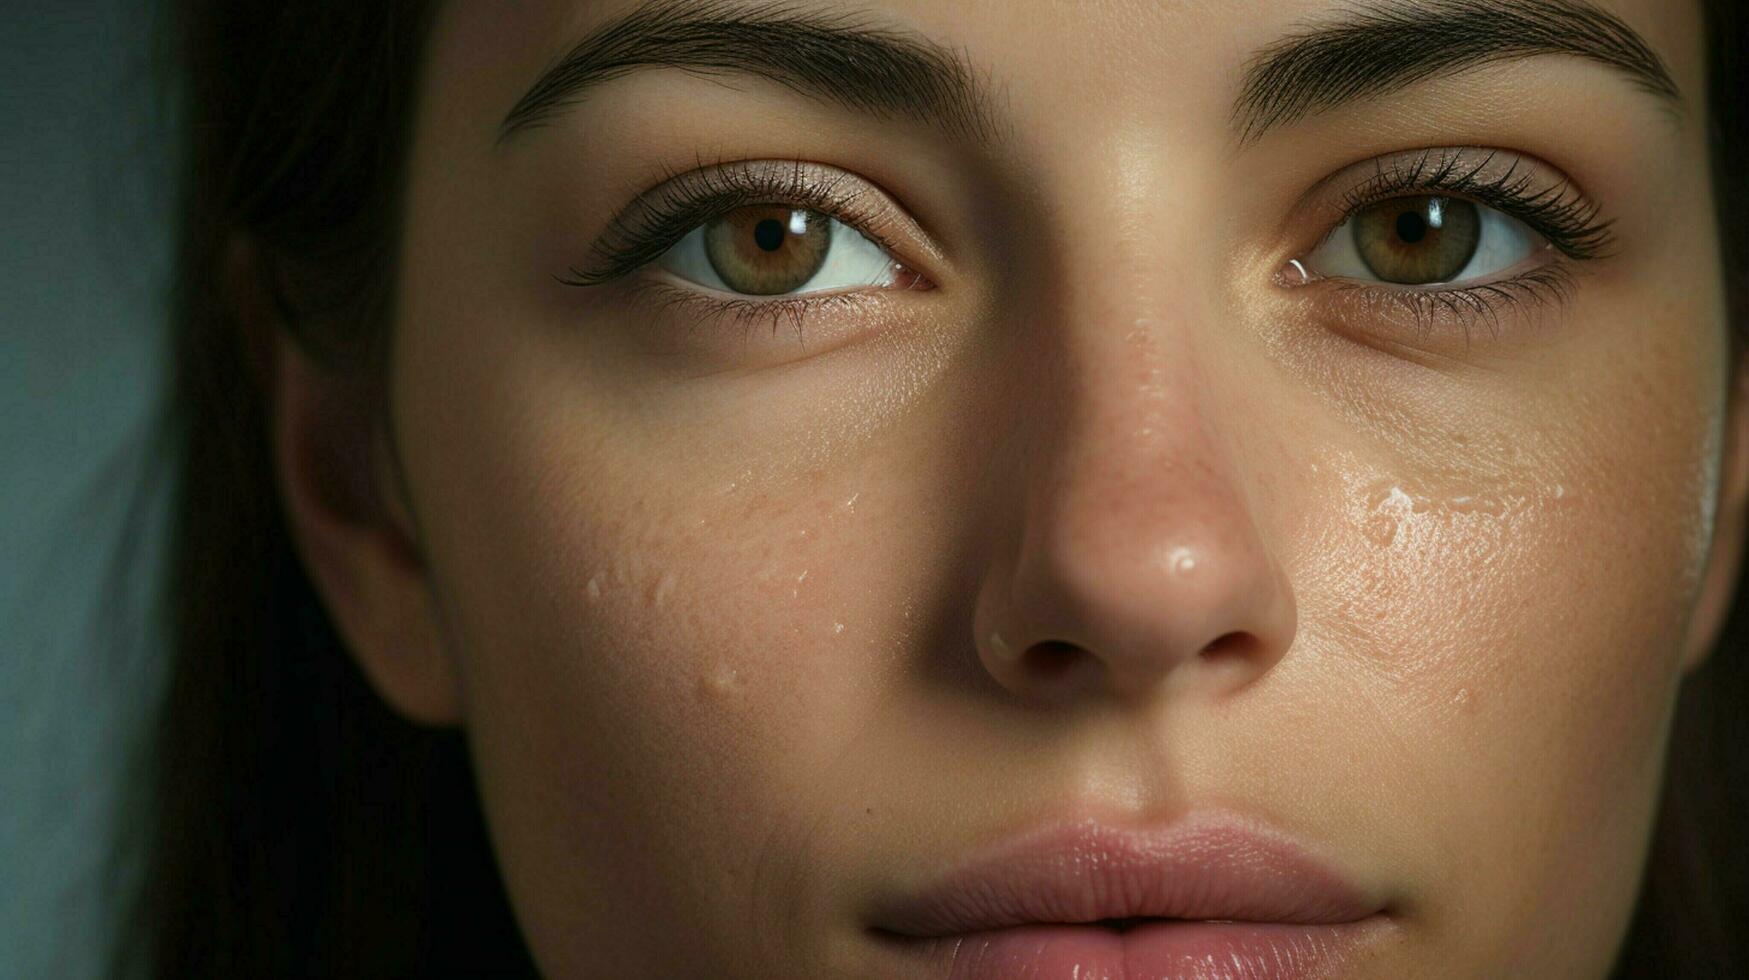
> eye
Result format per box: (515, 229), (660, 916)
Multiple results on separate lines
(653, 205), (904, 296)
(1303, 195), (1544, 286)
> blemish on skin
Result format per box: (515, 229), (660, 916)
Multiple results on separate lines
(585, 574), (602, 603)
(1168, 546), (1198, 576)
(1444, 494), (1507, 518)
(1452, 687), (1477, 714)
(1363, 486), (1413, 547)
(718, 468), (753, 497)
(649, 571), (676, 608)
(697, 664), (743, 700)
(833, 622), (846, 635)
(1360, 481), (1556, 548)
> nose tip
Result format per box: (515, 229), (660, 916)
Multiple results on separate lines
(973, 466), (1298, 706)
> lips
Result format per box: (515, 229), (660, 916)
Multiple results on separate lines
(865, 812), (1391, 979)
(869, 813), (1383, 937)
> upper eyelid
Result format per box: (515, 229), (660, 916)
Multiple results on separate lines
(1294, 147), (1615, 261)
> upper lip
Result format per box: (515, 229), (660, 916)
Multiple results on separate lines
(867, 811), (1383, 938)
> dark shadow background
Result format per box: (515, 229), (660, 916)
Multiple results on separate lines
(1, 4), (172, 976)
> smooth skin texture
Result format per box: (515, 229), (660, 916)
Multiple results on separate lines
(272, 0), (1747, 976)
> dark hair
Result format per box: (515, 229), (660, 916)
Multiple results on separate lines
(116, 2), (533, 976)
(116, 1), (1748, 976)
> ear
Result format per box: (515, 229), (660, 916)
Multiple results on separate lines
(1681, 363), (1749, 673)
(233, 238), (463, 726)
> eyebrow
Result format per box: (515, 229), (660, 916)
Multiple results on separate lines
(496, 0), (1000, 146)
(1234, 0), (1682, 143)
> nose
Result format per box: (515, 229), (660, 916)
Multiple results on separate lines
(972, 316), (1297, 707)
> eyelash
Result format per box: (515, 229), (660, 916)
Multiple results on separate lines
(1310, 147), (1614, 342)
(558, 159), (910, 288)
(1336, 148), (1615, 261)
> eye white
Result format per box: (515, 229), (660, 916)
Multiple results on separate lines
(653, 216), (900, 295)
(1304, 203), (1541, 284)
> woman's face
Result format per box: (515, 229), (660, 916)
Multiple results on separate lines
(345, 0), (1741, 975)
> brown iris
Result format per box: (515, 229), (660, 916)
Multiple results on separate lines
(704, 206), (832, 295)
(1352, 195), (1481, 284)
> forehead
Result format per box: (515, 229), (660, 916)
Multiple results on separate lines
(418, 0), (1704, 152)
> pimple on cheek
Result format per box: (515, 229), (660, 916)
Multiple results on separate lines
(696, 662), (746, 702)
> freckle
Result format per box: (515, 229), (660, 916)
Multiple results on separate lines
(586, 574), (602, 602)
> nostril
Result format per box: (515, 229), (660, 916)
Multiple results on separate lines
(1199, 631), (1253, 659)
(1021, 640), (1082, 677)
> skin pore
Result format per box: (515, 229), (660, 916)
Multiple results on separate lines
(270, 0), (1748, 976)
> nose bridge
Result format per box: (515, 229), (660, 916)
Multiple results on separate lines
(1029, 163), (1251, 594)
(1019, 301), (1266, 636)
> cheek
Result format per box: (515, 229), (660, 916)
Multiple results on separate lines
(1288, 319), (1721, 967)
(405, 382), (920, 974)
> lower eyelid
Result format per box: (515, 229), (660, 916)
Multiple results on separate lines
(610, 277), (935, 368)
(1305, 264), (1580, 350)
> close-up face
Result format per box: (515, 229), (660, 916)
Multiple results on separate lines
(292, 0), (1747, 976)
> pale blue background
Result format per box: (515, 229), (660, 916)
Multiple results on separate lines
(2, 3), (174, 977)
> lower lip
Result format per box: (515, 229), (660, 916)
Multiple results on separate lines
(879, 917), (1391, 980)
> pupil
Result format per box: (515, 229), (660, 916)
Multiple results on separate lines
(753, 219), (786, 252)
(1395, 211), (1429, 244)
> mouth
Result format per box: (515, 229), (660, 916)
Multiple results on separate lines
(1090, 916), (1159, 933)
(865, 811), (1395, 979)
